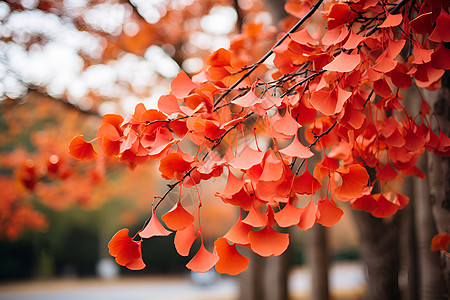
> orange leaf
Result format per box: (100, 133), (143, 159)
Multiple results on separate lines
(371, 194), (399, 218)
(259, 150), (285, 181)
(206, 48), (233, 67)
(171, 71), (198, 98)
(343, 30), (365, 49)
(186, 242), (219, 273)
(379, 13), (402, 28)
(279, 135), (314, 158)
(139, 206), (172, 239)
(350, 194), (378, 213)
(376, 163), (398, 181)
(219, 171), (245, 198)
(310, 87), (352, 116)
(229, 145), (265, 170)
(292, 169), (322, 195)
(334, 164), (369, 201)
(242, 203), (268, 228)
(68, 135), (97, 161)
(232, 91), (262, 108)
(159, 153), (192, 180)
(323, 52), (361, 72)
(224, 217), (252, 245)
(298, 200), (318, 230)
(317, 197), (343, 227)
(108, 229), (145, 270)
(214, 238), (249, 275)
(290, 28), (318, 46)
(248, 225), (289, 257)
(274, 202), (302, 227)
(161, 201), (195, 231)
(271, 112), (301, 138)
(158, 94), (183, 115)
(431, 233), (450, 252)
(174, 224), (197, 256)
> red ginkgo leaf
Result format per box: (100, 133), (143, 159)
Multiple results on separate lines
(229, 145), (265, 170)
(431, 233), (450, 252)
(158, 94), (183, 115)
(292, 169), (322, 195)
(219, 171), (245, 198)
(68, 135), (97, 161)
(323, 52), (361, 73)
(392, 192), (409, 209)
(274, 202), (302, 227)
(170, 71), (198, 98)
(248, 225), (289, 257)
(343, 30), (365, 49)
(310, 86), (352, 116)
(317, 197), (343, 227)
(379, 13), (402, 28)
(279, 134), (314, 158)
(139, 205), (172, 239)
(108, 228), (145, 270)
(334, 164), (369, 201)
(259, 150), (285, 181)
(161, 200), (195, 231)
(271, 111), (301, 138)
(186, 241), (219, 273)
(376, 162), (398, 181)
(290, 28), (318, 46)
(350, 194), (377, 213)
(242, 203), (268, 228)
(174, 224), (197, 256)
(431, 42), (450, 70)
(232, 90), (262, 108)
(224, 217), (252, 245)
(371, 193), (399, 218)
(298, 199), (318, 230)
(428, 8), (450, 43)
(410, 12), (433, 34)
(214, 238), (249, 275)
(159, 152), (193, 180)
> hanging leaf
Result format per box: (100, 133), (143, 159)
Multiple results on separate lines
(214, 238), (249, 275)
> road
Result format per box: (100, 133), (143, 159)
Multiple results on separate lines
(0, 262), (364, 300)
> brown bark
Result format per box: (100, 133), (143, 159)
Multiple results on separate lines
(238, 246), (289, 300)
(425, 72), (450, 299)
(414, 155), (445, 300)
(309, 224), (329, 300)
(352, 210), (401, 300)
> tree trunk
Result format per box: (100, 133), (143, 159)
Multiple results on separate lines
(425, 71), (450, 299)
(399, 177), (419, 300)
(239, 246), (290, 300)
(413, 155), (445, 300)
(309, 224), (329, 300)
(352, 210), (401, 300)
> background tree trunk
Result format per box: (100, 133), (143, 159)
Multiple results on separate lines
(309, 224), (329, 300)
(351, 209), (401, 300)
(425, 72), (450, 298)
(413, 155), (444, 300)
(239, 246), (290, 300)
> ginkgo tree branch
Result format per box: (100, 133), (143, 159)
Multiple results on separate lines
(213, 0), (325, 107)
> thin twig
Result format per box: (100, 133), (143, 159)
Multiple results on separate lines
(213, 0), (325, 107)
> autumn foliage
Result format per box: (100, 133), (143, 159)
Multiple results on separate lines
(70, 0), (450, 274)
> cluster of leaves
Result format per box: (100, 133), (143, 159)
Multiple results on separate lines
(71, 0), (450, 274)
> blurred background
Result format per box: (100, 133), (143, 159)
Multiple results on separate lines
(0, 0), (368, 299)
